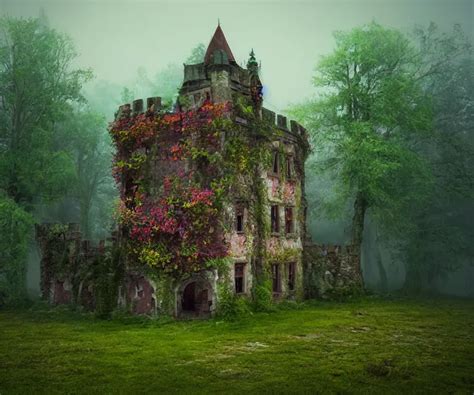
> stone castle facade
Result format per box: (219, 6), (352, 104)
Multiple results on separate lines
(36, 26), (361, 317)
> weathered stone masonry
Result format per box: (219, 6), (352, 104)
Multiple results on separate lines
(35, 25), (362, 317)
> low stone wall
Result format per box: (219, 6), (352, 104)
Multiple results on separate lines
(35, 223), (159, 315)
(303, 243), (362, 299)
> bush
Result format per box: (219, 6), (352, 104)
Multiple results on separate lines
(216, 282), (250, 321)
(252, 280), (274, 312)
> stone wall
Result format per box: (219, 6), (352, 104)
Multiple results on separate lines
(35, 223), (159, 315)
(303, 243), (362, 299)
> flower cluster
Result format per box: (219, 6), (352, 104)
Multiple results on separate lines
(109, 103), (232, 274)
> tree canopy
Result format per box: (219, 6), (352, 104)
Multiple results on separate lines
(291, 21), (472, 290)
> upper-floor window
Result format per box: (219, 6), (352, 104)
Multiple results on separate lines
(285, 207), (294, 234)
(272, 151), (279, 174)
(286, 156), (293, 179)
(235, 204), (245, 233)
(271, 205), (280, 233)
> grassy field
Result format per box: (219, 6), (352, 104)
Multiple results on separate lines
(0, 297), (473, 394)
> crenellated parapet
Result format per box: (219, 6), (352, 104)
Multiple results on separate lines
(261, 107), (307, 139)
(114, 96), (162, 120)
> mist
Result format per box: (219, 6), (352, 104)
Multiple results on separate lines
(0, 0), (472, 299)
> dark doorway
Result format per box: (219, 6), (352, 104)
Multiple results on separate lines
(196, 289), (209, 314)
(182, 282), (196, 311)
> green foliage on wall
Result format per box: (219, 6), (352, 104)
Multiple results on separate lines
(0, 196), (33, 305)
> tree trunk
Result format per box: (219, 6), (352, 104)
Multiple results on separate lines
(351, 192), (367, 287)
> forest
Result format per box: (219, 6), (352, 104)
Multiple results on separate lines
(0, 0), (473, 393)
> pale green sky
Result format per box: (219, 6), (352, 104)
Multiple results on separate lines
(1, 0), (472, 112)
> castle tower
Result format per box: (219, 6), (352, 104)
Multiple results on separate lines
(180, 24), (254, 108)
(111, 25), (310, 318)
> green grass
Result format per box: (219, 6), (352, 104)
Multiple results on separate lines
(0, 297), (473, 394)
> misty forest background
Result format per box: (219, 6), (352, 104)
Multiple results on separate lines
(0, 3), (473, 305)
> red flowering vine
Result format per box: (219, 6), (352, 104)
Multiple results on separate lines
(109, 102), (232, 274)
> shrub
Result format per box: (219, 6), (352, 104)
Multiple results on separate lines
(252, 280), (274, 312)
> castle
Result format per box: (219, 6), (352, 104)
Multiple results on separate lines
(36, 25), (361, 317)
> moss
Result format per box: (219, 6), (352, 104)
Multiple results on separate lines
(266, 247), (300, 265)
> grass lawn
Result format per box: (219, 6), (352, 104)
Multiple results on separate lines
(0, 296), (473, 394)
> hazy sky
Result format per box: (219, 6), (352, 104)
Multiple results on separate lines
(1, 0), (472, 112)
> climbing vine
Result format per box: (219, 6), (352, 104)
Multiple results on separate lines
(110, 99), (275, 276)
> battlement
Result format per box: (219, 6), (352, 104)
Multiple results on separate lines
(115, 96), (162, 120)
(261, 107), (307, 138)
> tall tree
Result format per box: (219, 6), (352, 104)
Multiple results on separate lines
(403, 25), (473, 291)
(61, 109), (116, 239)
(0, 17), (91, 208)
(290, 22), (434, 284)
(0, 17), (90, 302)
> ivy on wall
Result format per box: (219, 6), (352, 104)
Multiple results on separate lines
(110, 99), (275, 277)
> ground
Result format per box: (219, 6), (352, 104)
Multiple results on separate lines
(0, 297), (473, 394)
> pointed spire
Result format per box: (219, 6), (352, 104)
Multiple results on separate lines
(247, 48), (258, 71)
(204, 24), (236, 65)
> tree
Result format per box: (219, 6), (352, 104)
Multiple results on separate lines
(0, 17), (90, 302)
(0, 17), (92, 208)
(62, 109), (116, 239)
(0, 195), (33, 305)
(118, 43), (206, 108)
(185, 42), (205, 64)
(290, 22), (434, 284)
(402, 25), (473, 291)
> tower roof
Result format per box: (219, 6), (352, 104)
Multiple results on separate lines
(204, 25), (236, 65)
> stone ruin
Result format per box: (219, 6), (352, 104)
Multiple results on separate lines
(34, 24), (362, 317)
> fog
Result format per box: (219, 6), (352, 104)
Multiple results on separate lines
(1, 0), (472, 113)
(0, 0), (472, 299)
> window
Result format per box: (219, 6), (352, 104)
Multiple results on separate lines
(285, 207), (294, 234)
(272, 151), (279, 174)
(271, 205), (279, 233)
(288, 262), (296, 291)
(236, 205), (244, 233)
(286, 156), (293, 179)
(272, 264), (281, 293)
(235, 263), (245, 293)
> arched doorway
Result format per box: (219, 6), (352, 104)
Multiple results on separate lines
(182, 281), (196, 312)
(178, 275), (214, 318)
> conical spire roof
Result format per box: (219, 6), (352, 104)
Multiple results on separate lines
(204, 25), (236, 65)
